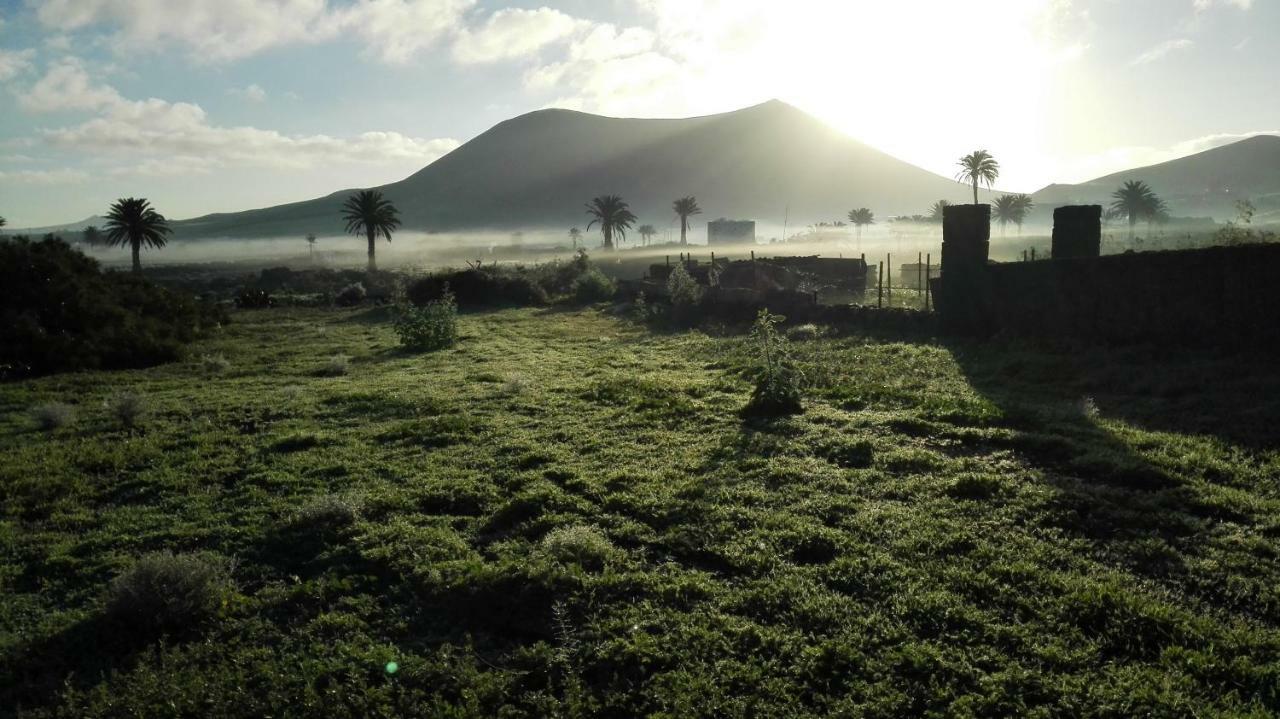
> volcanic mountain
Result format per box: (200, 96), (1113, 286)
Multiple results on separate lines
(170, 100), (989, 240)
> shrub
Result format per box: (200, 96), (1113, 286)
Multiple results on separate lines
(235, 288), (275, 309)
(541, 525), (620, 571)
(200, 353), (231, 375)
(395, 287), (458, 351)
(30, 402), (74, 431)
(318, 354), (349, 377)
(786, 323), (822, 341)
(334, 282), (367, 307)
(291, 494), (360, 533)
(0, 236), (225, 379)
(742, 309), (804, 417)
(406, 268), (548, 308)
(108, 390), (148, 429)
(105, 552), (232, 634)
(571, 267), (616, 304)
(666, 263), (703, 326)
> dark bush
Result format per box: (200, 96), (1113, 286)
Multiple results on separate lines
(572, 267), (616, 304)
(0, 236), (226, 379)
(105, 552), (232, 635)
(235, 289), (275, 309)
(407, 268), (548, 308)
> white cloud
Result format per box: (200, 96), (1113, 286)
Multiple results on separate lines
(0, 167), (91, 184)
(17, 59), (460, 174)
(1131, 38), (1193, 65)
(31, 0), (474, 64)
(452, 7), (584, 64)
(0, 48), (35, 81)
(229, 83), (268, 102)
(1193, 0), (1253, 11)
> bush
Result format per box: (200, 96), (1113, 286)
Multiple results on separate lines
(406, 268), (548, 309)
(666, 263), (704, 326)
(541, 525), (620, 571)
(318, 354), (349, 377)
(334, 282), (367, 307)
(30, 402), (74, 431)
(200, 353), (231, 375)
(291, 494), (360, 533)
(742, 309), (804, 417)
(786, 323), (822, 341)
(0, 236), (225, 379)
(108, 390), (148, 429)
(571, 267), (616, 303)
(105, 552), (232, 635)
(395, 287), (458, 351)
(235, 288), (275, 309)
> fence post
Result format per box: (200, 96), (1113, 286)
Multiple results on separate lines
(1030, 247), (1036, 261)
(877, 262), (883, 308)
(925, 252), (931, 311)
(887, 252), (892, 308)
(666, 255), (670, 268)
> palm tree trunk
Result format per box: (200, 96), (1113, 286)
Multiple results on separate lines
(1128, 214), (1136, 242)
(680, 217), (687, 245)
(131, 240), (141, 273)
(972, 180), (978, 205)
(367, 228), (377, 272)
(604, 226), (613, 250)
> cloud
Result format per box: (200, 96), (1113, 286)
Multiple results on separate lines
(18, 59), (460, 174)
(1131, 38), (1193, 65)
(452, 7), (584, 64)
(0, 48), (35, 81)
(229, 83), (267, 102)
(0, 167), (91, 184)
(31, 0), (474, 64)
(1193, 0), (1253, 11)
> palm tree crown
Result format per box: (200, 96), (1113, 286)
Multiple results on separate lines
(846, 208), (874, 244)
(1110, 180), (1161, 238)
(638, 224), (657, 246)
(673, 196), (702, 245)
(585, 195), (637, 250)
(104, 197), (171, 273)
(342, 190), (400, 272)
(955, 150), (999, 204)
(82, 225), (102, 246)
(928, 199), (951, 223)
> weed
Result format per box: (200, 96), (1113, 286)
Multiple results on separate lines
(105, 552), (232, 635)
(394, 287), (458, 351)
(291, 494), (360, 533)
(541, 525), (620, 571)
(318, 354), (349, 377)
(29, 402), (74, 431)
(786, 323), (823, 341)
(571, 268), (616, 304)
(742, 309), (803, 417)
(334, 282), (367, 307)
(107, 390), (147, 429)
(200, 353), (231, 375)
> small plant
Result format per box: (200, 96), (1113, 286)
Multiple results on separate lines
(235, 288), (275, 309)
(742, 309), (803, 417)
(318, 354), (349, 377)
(541, 524), (620, 571)
(786, 323), (822, 341)
(290, 494), (360, 533)
(334, 282), (367, 307)
(394, 286), (458, 351)
(571, 267), (616, 303)
(666, 263), (703, 325)
(30, 402), (74, 431)
(200, 353), (231, 375)
(632, 291), (649, 322)
(105, 552), (232, 634)
(108, 390), (148, 429)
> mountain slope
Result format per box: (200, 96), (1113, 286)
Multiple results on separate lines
(172, 101), (988, 240)
(1032, 135), (1280, 220)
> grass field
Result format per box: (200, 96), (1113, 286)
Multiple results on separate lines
(2, 305), (1279, 717)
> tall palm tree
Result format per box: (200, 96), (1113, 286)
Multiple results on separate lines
(1110, 180), (1158, 241)
(846, 208), (874, 244)
(638, 224), (657, 246)
(306, 233), (317, 261)
(955, 150), (999, 204)
(928, 199), (950, 223)
(104, 197), (171, 273)
(342, 190), (400, 272)
(1012, 194), (1034, 235)
(991, 194), (1019, 236)
(569, 227), (582, 249)
(585, 195), (637, 250)
(82, 225), (102, 246)
(673, 196), (702, 245)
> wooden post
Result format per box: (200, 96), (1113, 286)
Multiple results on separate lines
(877, 262), (883, 308)
(887, 252), (892, 308)
(925, 252), (931, 311)
(665, 255), (670, 268)
(710, 251), (715, 265)
(1030, 247), (1036, 261)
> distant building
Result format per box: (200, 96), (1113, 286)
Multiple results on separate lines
(707, 218), (756, 245)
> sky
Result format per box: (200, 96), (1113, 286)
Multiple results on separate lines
(0, 0), (1276, 227)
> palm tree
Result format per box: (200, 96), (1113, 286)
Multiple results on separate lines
(846, 208), (874, 245)
(638, 224), (657, 246)
(306, 233), (317, 261)
(991, 194), (1019, 236)
(585, 195), (637, 250)
(104, 197), (171, 273)
(569, 227), (582, 249)
(1110, 180), (1158, 241)
(1012, 194), (1034, 235)
(341, 190), (400, 272)
(928, 199), (950, 223)
(82, 225), (102, 246)
(0, 216), (6, 232)
(955, 150), (999, 204)
(673, 196), (702, 245)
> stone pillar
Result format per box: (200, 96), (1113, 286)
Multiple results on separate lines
(937, 204), (992, 333)
(1051, 205), (1101, 259)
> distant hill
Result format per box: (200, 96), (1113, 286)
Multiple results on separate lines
(170, 100), (992, 240)
(5, 216), (106, 236)
(1032, 135), (1280, 221)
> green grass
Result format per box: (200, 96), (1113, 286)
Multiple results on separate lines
(2, 306), (1279, 717)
